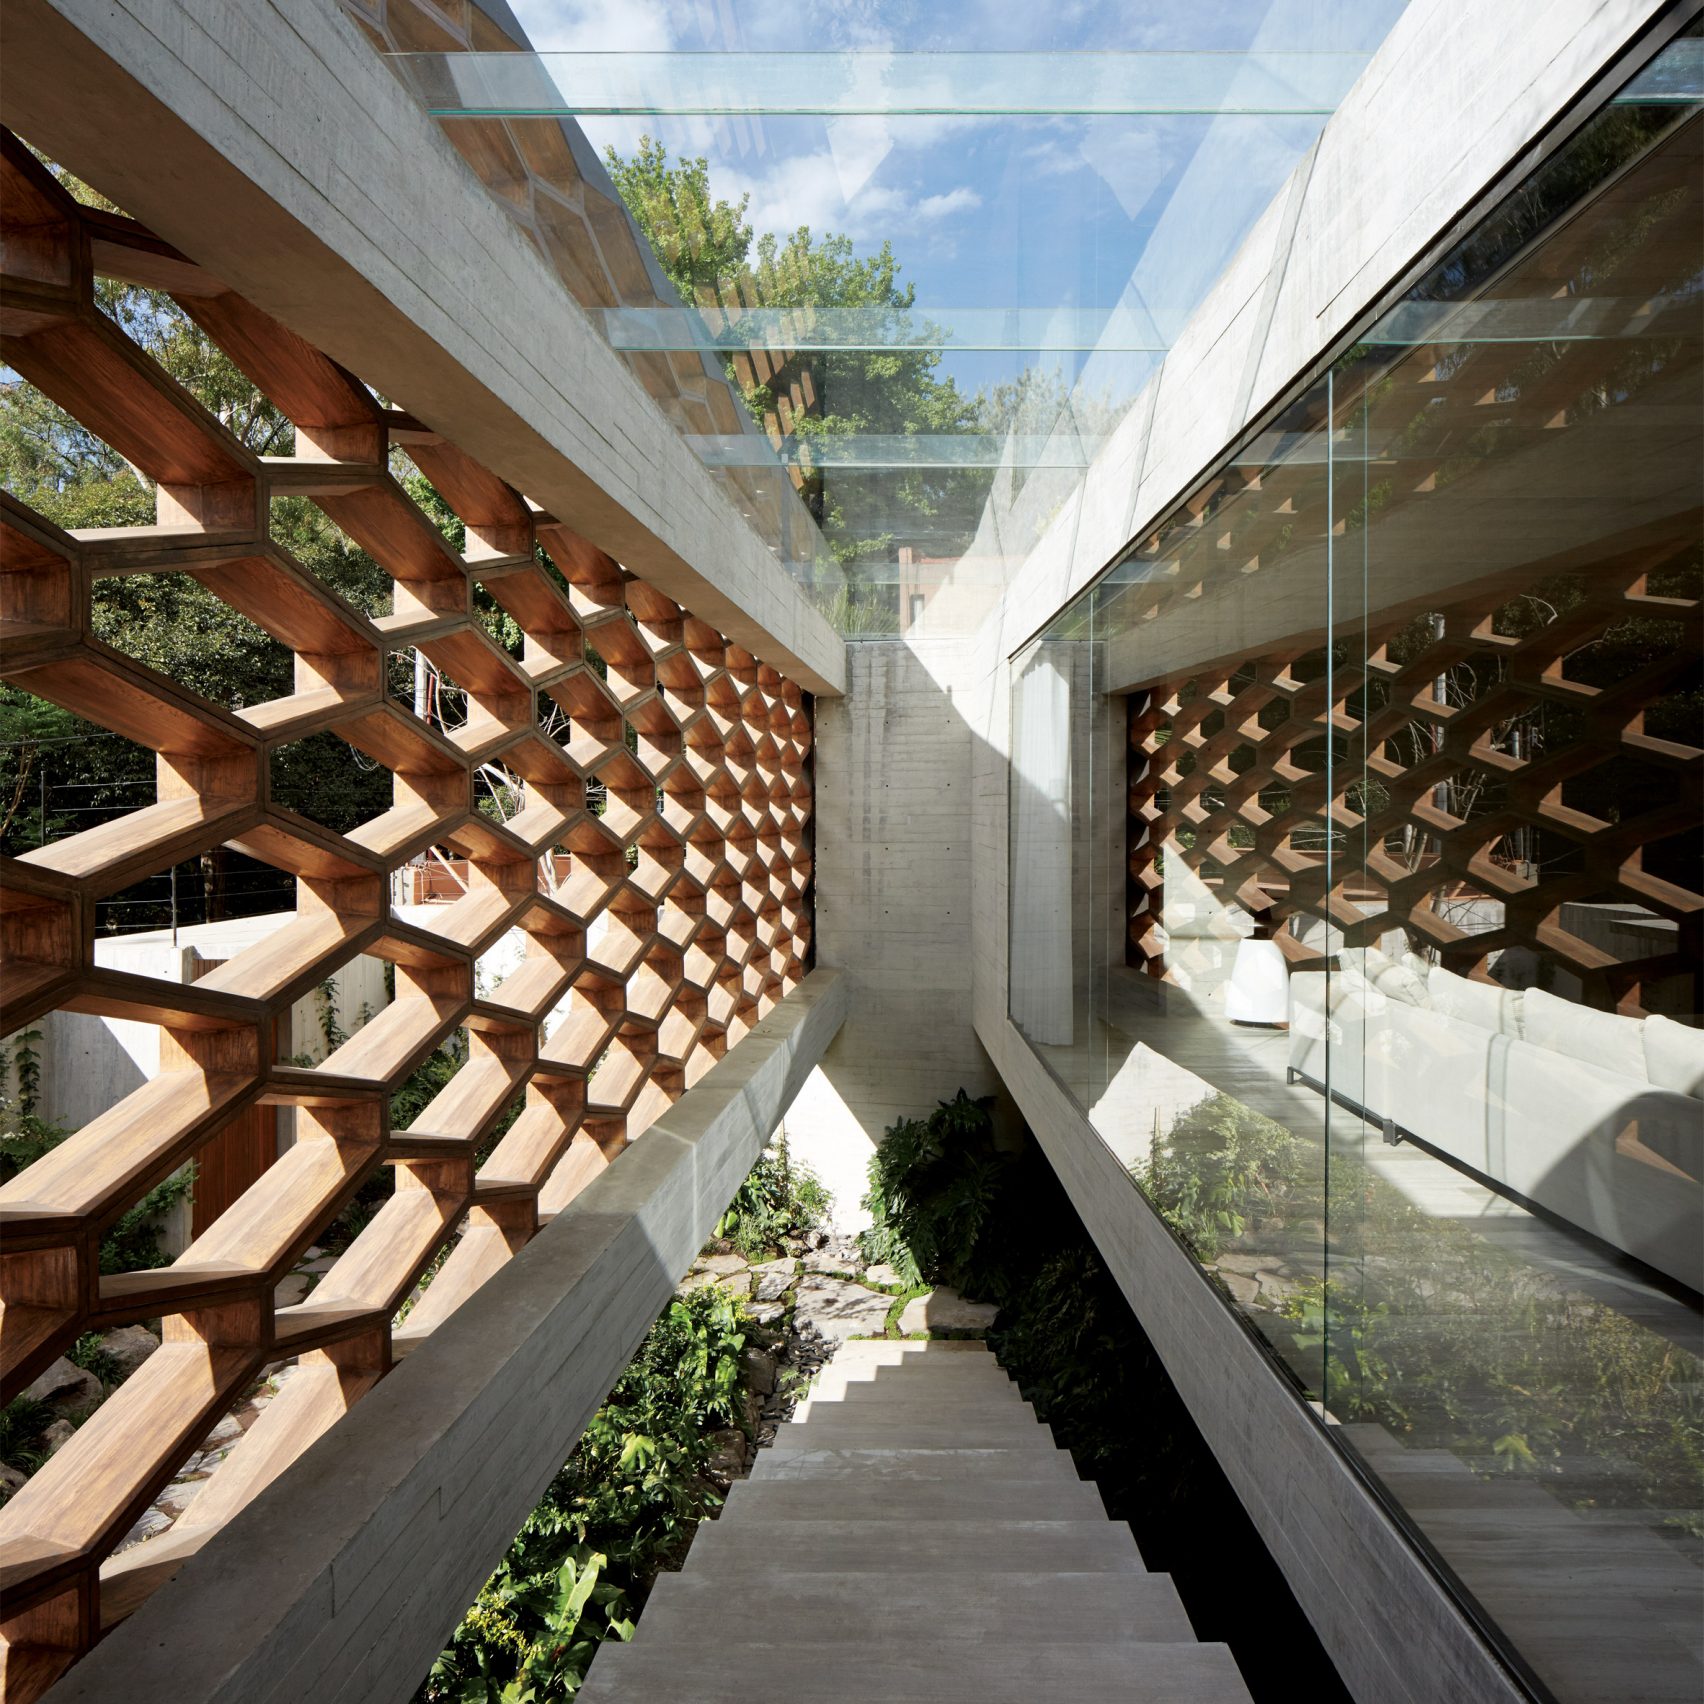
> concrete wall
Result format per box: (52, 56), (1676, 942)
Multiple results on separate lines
(49, 970), (848, 1704)
(789, 641), (1003, 1228)
(2, 0), (845, 698)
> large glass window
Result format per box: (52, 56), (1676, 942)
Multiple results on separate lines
(1010, 43), (1703, 1704)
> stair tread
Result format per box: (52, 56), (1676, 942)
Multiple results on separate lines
(717, 1478), (1106, 1522)
(578, 1638), (1252, 1702)
(640, 1568), (1195, 1642)
(750, 1447), (1082, 1483)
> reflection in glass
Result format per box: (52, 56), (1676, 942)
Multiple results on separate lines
(1009, 60), (1703, 1704)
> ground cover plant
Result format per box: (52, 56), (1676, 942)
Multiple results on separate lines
(419, 1144), (829, 1701)
(1134, 1091), (1703, 1539)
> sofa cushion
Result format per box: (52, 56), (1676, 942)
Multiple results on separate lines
(1644, 1013), (1704, 1098)
(1522, 988), (1646, 1082)
(1428, 965), (1521, 1037)
(1363, 947), (1429, 1007)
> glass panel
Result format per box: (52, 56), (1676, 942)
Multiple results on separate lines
(1009, 40), (1703, 1704)
(1319, 84), (1704, 1704)
(389, 4), (1412, 638)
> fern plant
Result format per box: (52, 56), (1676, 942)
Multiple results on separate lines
(858, 1089), (1007, 1292)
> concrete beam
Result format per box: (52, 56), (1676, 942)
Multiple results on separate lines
(46, 970), (848, 1704)
(0, 0), (846, 697)
(976, 1013), (1528, 1704)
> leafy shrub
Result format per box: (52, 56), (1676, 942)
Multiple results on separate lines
(858, 1089), (1008, 1291)
(0, 1395), (55, 1479)
(66, 1332), (122, 1387)
(714, 1137), (829, 1259)
(1136, 1091), (1313, 1260)
(421, 1286), (751, 1702)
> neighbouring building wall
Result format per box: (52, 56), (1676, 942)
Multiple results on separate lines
(790, 640), (1004, 1226)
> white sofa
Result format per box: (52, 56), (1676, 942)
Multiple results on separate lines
(1289, 952), (1704, 1291)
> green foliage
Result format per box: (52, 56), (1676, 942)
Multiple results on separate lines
(421, 1287), (749, 1701)
(0, 1396), (55, 1479)
(96, 1168), (194, 1275)
(714, 1137), (829, 1259)
(1136, 1092), (1312, 1261)
(1132, 1093), (1702, 1537)
(858, 1090), (1008, 1292)
(0, 1063), (190, 1271)
(605, 136), (1056, 593)
(66, 1332), (122, 1388)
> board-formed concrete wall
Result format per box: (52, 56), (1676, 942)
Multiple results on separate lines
(786, 641), (1004, 1227)
(46, 971), (848, 1704)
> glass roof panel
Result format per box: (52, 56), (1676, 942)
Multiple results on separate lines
(393, 2), (1416, 637)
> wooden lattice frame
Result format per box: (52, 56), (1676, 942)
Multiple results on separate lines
(0, 133), (813, 1696)
(1126, 543), (1702, 1012)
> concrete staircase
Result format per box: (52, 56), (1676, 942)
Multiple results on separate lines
(578, 1339), (1254, 1702)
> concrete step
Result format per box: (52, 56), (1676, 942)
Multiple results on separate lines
(808, 1362), (1016, 1387)
(794, 1392), (1030, 1420)
(793, 1393), (1040, 1418)
(638, 1568), (1197, 1644)
(682, 1516), (1147, 1574)
(767, 1425), (1062, 1453)
(750, 1445), (1083, 1484)
(717, 1477), (1107, 1523)
(822, 1342), (995, 1364)
(807, 1377), (1026, 1403)
(788, 1408), (1047, 1433)
(578, 1637), (1253, 1702)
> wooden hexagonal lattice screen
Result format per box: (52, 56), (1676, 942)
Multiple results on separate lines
(1127, 540), (1702, 1014)
(0, 133), (813, 1693)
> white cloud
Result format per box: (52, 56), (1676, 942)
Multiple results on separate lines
(504, 0), (672, 50)
(915, 187), (982, 220)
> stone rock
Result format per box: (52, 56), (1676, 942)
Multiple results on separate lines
(116, 1508), (172, 1552)
(1214, 1253), (1269, 1276)
(693, 1252), (750, 1277)
(273, 1273), (311, 1308)
(155, 1476), (206, 1519)
(24, 1358), (103, 1419)
(741, 1346), (778, 1394)
(808, 1229), (831, 1250)
(792, 1275), (893, 1341)
(747, 1300), (788, 1327)
(740, 1389), (765, 1435)
(199, 1414), (244, 1451)
(675, 1270), (722, 1295)
(706, 1427), (747, 1479)
(862, 1263), (906, 1289)
(897, 1287), (999, 1336)
(0, 1462), (27, 1499)
(750, 1256), (797, 1276)
(714, 1271), (753, 1301)
(43, 1419), (77, 1454)
(752, 1267), (794, 1303)
(1214, 1270), (1260, 1307)
(299, 1255), (338, 1275)
(98, 1324), (160, 1380)
(800, 1248), (854, 1275)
